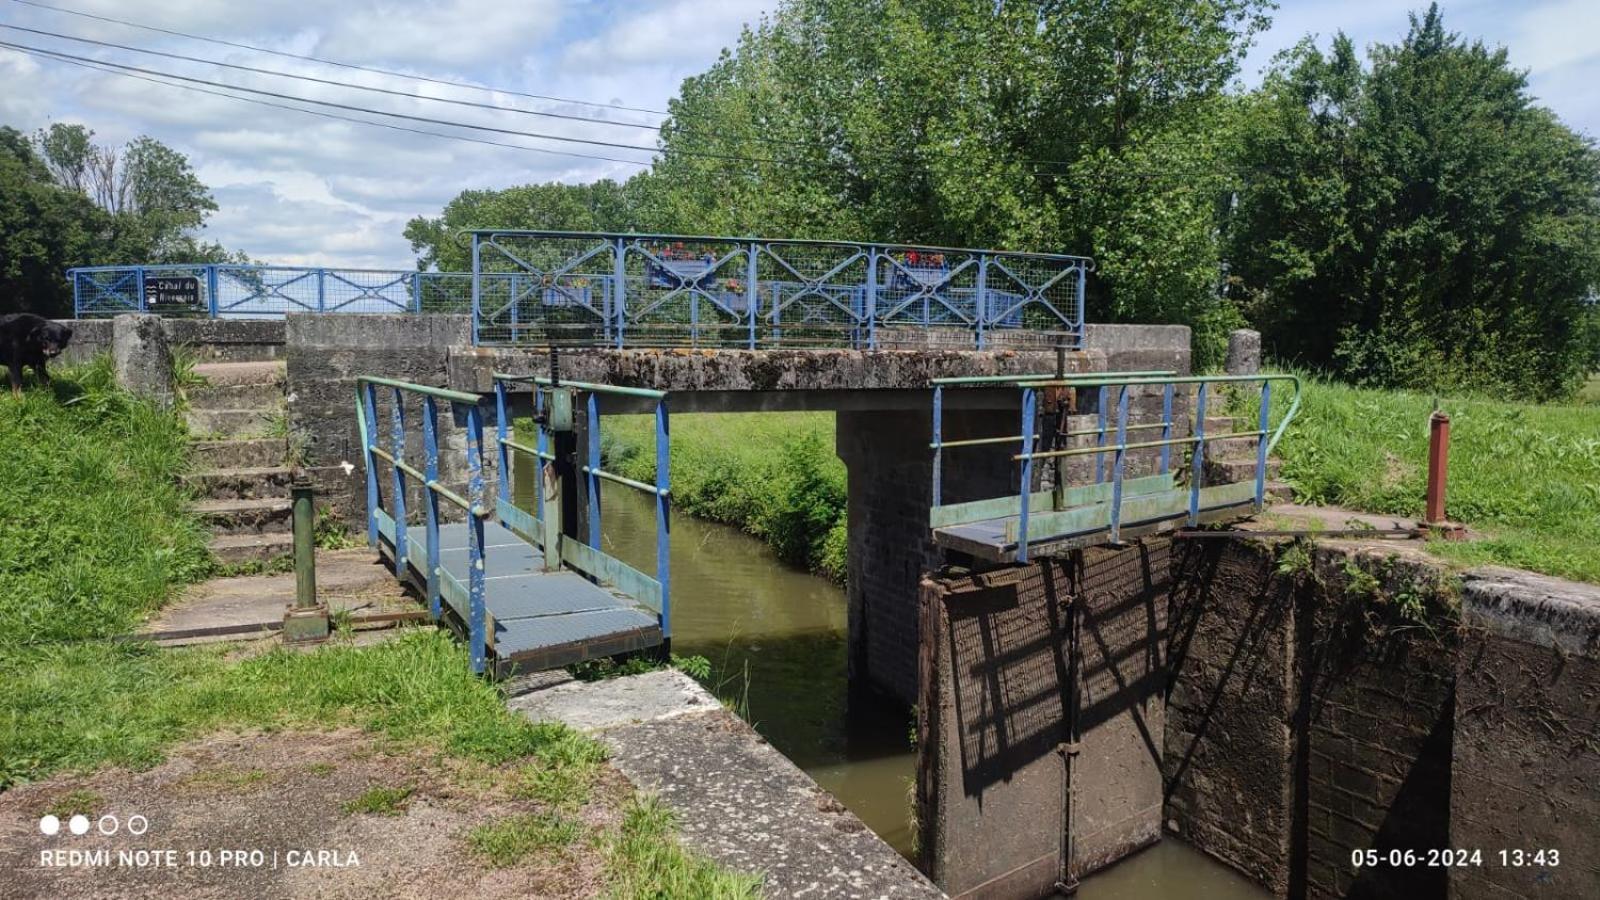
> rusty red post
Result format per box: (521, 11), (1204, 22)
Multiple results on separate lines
(1423, 410), (1463, 539)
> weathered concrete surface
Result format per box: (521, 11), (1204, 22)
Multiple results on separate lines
(1225, 329), (1262, 376)
(510, 670), (943, 899)
(1082, 323), (1191, 375)
(111, 313), (176, 409)
(61, 317), (286, 364)
(1452, 568), (1600, 899)
(918, 542), (1170, 899)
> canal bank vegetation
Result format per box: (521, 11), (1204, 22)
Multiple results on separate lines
(602, 412), (847, 582)
(0, 362), (755, 896)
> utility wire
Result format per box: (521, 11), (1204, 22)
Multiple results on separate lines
(0, 38), (805, 166)
(0, 22), (665, 131)
(2, 44), (655, 168)
(4, 0), (672, 117)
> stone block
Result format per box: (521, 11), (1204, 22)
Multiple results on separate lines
(111, 313), (175, 408)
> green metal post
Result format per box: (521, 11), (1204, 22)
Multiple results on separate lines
(283, 473), (329, 643)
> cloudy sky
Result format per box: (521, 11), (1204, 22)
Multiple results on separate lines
(1, 0), (1595, 269)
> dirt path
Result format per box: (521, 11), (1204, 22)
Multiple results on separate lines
(0, 729), (621, 899)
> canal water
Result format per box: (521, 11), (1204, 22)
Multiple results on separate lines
(549, 472), (1267, 898)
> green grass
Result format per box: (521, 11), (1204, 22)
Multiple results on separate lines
(607, 797), (763, 898)
(467, 811), (584, 867)
(0, 358), (212, 644)
(1579, 374), (1600, 406)
(343, 784), (415, 816)
(1271, 375), (1600, 583)
(601, 412), (847, 581)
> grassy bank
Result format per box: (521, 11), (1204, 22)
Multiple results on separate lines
(1268, 376), (1600, 583)
(0, 364), (755, 896)
(601, 412), (847, 581)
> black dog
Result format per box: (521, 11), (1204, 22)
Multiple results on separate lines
(0, 313), (73, 398)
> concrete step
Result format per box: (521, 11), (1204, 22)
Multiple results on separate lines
(194, 497), (292, 535)
(192, 360), (285, 387)
(187, 407), (280, 439)
(191, 438), (288, 469)
(183, 466), (295, 501)
(1204, 416), (1240, 434)
(1204, 455), (1283, 484)
(209, 532), (295, 566)
(1266, 480), (1296, 503)
(186, 380), (284, 411)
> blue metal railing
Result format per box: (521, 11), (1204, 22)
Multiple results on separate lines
(355, 376), (492, 669)
(929, 373), (1302, 561)
(469, 230), (1092, 349)
(70, 263), (475, 318)
(70, 231), (1092, 351)
(492, 373), (672, 642)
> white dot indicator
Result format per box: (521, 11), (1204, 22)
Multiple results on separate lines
(98, 815), (119, 836)
(39, 815), (60, 836)
(68, 815), (90, 836)
(127, 815), (149, 836)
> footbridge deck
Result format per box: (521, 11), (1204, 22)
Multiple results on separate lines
(356, 373), (670, 677)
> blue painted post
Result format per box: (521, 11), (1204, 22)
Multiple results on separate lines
(465, 404), (488, 674)
(746, 242), (759, 350)
(1255, 380), (1272, 510)
(655, 398), (672, 641)
(71, 272), (80, 318)
(135, 266), (147, 312)
(389, 387), (409, 578)
(866, 248), (878, 350)
(422, 396), (442, 619)
(470, 234), (482, 346)
(1189, 383), (1209, 526)
(1018, 387), (1037, 563)
(534, 389), (547, 524)
(494, 379), (511, 526)
(1110, 385), (1130, 543)
(587, 392), (601, 550)
(1074, 263), (1087, 348)
(931, 385), (944, 508)
(975, 254), (988, 349)
(361, 382), (380, 548)
(412, 272), (422, 313)
(1095, 385), (1109, 482)
(614, 238), (628, 349)
(1160, 383), (1175, 474)
(317, 270), (326, 313)
(207, 266), (220, 317)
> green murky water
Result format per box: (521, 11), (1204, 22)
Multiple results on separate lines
(523, 471), (1268, 896)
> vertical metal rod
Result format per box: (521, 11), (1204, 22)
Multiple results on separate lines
(587, 392), (602, 550)
(1189, 383), (1209, 526)
(975, 254), (989, 350)
(465, 403), (488, 674)
(1018, 387), (1037, 563)
(207, 265), (219, 317)
(412, 272), (422, 313)
(135, 265), (147, 312)
(1110, 385), (1130, 542)
(655, 398), (672, 642)
(534, 388), (547, 525)
(494, 379), (511, 524)
(317, 270), (326, 313)
(866, 248), (878, 350)
(389, 387), (409, 578)
(1094, 385), (1109, 482)
(422, 396), (442, 620)
(614, 237), (627, 349)
(1159, 382), (1175, 475)
(931, 385), (944, 509)
(360, 382), (380, 548)
(1074, 263), (1087, 348)
(1426, 411), (1451, 525)
(746, 242), (759, 350)
(469, 234), (482, 346)
(1254, 381), (1272, 510)
(292, 476), (317, 608)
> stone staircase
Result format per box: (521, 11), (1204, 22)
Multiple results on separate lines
(183, 361), (296, 566)
(1200, 414), (1291, 500)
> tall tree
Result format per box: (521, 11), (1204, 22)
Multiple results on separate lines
(0, 126), (108, 315)
(1227, 5), (1600, 398)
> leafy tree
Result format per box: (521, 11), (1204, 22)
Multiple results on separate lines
(403, 179), (640, 271)
(0, 126), (107, 315)
(1226, 5), (1600, 398)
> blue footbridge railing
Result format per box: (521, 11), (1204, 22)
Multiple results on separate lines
(70, 231), (1091, 351)
(355, 373), (670, 676)
(928, 372), (1302, 562)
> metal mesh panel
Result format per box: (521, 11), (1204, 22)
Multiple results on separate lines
(755, 241), (870, 348)
(621, 237), (749, 348)
(476, 234), (615, 345)
(214, 266), (413, 316)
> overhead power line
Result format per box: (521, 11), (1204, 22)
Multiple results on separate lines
(4, 0), (671, 117)
(1, 43), (656, 168)
(0, 39), (804, 166)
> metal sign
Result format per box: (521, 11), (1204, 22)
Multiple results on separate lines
(144, 275), (202, 309)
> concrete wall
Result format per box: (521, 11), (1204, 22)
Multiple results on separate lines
(61, 318), (286, 363)
(1452, 568), (1600, 898)
(918, 541), (1171, 899)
